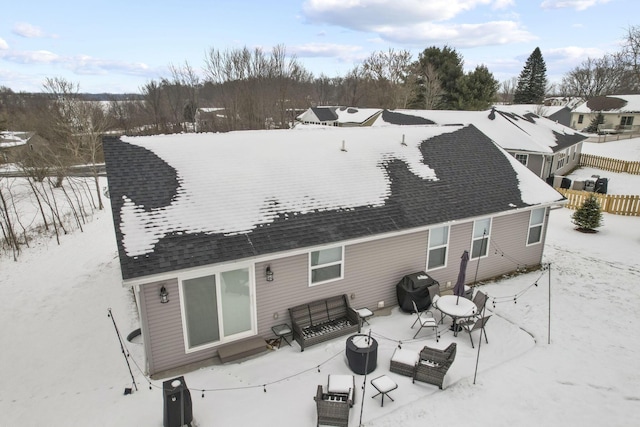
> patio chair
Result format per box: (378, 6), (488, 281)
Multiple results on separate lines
(411, 300), (439, 341)
(412, 343), (457, 389)
(327, 374), (355, 407)
(427, 284), (443, 323)
(471, 291), (488, 316)
(456, 315), (491, 348)
(314, 384), (350, 427)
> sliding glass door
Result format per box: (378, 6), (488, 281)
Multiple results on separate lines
(181, 266), (254, 351)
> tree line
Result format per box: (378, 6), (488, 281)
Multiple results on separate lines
(1, 26), (639, 257)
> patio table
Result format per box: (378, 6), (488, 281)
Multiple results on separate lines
(436, 295), (477, 336)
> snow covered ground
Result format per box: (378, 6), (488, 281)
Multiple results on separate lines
(1, 136), (639, 426)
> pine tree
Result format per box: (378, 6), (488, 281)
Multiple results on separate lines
(571, 194), (603, 232)
(584, 112), (604, 133)
(513, 47), (548, 104)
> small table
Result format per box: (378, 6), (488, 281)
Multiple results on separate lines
(370, 375), (397, 407)
(271, 323), (292, 348)
(345, 334), (378, 374)
(435, 295), (477, 336)
(355, 307), (373, 326)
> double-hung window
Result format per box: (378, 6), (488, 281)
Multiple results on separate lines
(310, 246), (344, 285)
(471, 218), (491, 259)
(427, 225), (449, 270)
(527, 208), (546, 245)
(515, 153), (528, 166)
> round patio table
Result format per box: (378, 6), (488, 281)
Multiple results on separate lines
(436, 295), (477, 336)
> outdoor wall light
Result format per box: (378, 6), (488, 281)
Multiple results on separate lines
(159, 286), (169, 304)
(266, 265), (274, 282)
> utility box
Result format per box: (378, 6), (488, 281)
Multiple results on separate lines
(584, 180), (596, 192)
(163, 376), (193, 427)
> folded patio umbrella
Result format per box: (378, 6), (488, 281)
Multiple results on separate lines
(453, 250), (469, 304)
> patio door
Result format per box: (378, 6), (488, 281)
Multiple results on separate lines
(181, 266), (254, 351)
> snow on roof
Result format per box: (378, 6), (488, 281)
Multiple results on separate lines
(0, 131), (32, 148)
(372, 108), (586, 153)
(297, 106), (382, 124)
(119, 127), (445, 256)
(573, 95), (640, 113)
(107, 125), (563, 275)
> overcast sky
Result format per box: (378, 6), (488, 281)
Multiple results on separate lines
(0, 0), (636, 94)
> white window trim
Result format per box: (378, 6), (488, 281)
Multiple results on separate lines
(426, 225), (450, 271)
(515, 153), (528, 166)
(178, 263), (257, 354)
(526, 208), (546, 247)
(309, 246), (344, 286)
(470, 218), (492, 260)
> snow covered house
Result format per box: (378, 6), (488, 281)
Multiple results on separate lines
(296, 106), (382, 127)
(371, 108), (588, 180)
(103, 125), (565, 376)
(570, 95), (640, 134)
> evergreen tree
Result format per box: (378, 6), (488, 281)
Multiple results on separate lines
(584, 112), (605, 133)
(457, 65), (499, 110)
(513, 47), (548, 104)
(571, 194), (603, 231)
(409, 46), (464, 109)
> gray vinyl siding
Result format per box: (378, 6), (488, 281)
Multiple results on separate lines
(140, 278), (217, 375)
(527, 155), (545, 179)
(140, 209), (548, 374)
(254, 232), (428, 338)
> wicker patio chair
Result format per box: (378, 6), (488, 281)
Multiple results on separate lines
(412, 343), (457, 389)
(314, 384), (350, 427)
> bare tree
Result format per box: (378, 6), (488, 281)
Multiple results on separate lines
(499, 77), (518, 104)
(361, 49), (413, 109)
(622, 25), (640, 91)
(407, 62), (442, 109)
(560, 54), (627, 98)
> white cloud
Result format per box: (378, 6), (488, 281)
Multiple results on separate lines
(303, 0), (504, 28)
(0, 38), (9, 50)
(544, 45), (607, 64)
(12, 22), (47, 38)
(301, 1), (530, 48)
(290, 42), (364, 59)
(1, 49), (60, 64)
(0, 48), (154, 77)
(377, 20), (536, 47)
(540, 0), (612, 11)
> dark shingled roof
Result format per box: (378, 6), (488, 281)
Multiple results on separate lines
(311, 107), (338, 122)
(381, 109), (436, 125)
(103, 126), (555, 281)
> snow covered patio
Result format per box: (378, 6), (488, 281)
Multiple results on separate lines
(2, 191), (639, 426)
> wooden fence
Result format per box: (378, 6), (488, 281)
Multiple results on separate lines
(579, 153), (640, 174)
(556, 189), (640, 216)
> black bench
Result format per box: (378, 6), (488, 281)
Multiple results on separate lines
(289, 294), (361, 351)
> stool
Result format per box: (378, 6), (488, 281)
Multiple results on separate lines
(370, 375), (397, 407)
(271, 323), (292, 348)
(355, 307), (373, 326)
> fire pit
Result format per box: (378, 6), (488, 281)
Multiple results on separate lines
(345, 334), (378, 374)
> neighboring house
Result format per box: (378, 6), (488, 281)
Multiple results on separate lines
(570, 95), (640, 134)
(496, 103), (575, 127)
(103, 125), (565, 376)
(194, 107), (225, 132)
(0, 131), (33, 163)
(296, 106), (382, 127)
(370, 108), (588, 180)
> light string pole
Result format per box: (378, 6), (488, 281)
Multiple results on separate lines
(107, 308), (138, 394)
